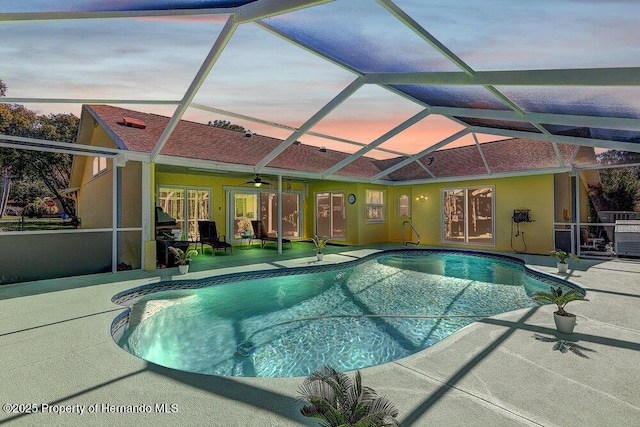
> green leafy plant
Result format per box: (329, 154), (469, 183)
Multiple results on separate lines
(168, 246), (198, 266)
(22, 197), (48, 218)
(550, 249), (579, 264)
(297, 365), (400, 427)
(531, 286), (588, 316)
(311, 235), (328, 254)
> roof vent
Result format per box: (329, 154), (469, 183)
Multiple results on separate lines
(319, 146), (327, 153)
(122, 117), (146, 129)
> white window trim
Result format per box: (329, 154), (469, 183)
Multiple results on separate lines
(441, 186), (495, 246)
(365, 189), (386, 223)
(92, 157), (107, 177)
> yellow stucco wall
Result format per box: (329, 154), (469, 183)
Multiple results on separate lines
(307, 175), (555, 253)
(407, 175), (555, 254)
(77, 124), (117, 228)
(76, 122), (143, 268)
(554, 173), (572, 222)
(78, 163), (113, 228)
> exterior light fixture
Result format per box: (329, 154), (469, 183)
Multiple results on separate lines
(416, 195), (428, 202)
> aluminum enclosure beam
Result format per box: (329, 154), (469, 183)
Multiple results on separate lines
(429, 106), (640, 132)
(370, 129), (470, 181)
(365, 67), (640, 86)
(254, 77), (365, 171)
(150, 15), (238, 161)
(322, 108), (431, 178)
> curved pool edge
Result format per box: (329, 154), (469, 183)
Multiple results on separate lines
(109, 249), (586, 362)
(111, 248), (586, 306)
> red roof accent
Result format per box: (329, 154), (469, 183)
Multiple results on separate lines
(122, 116), (147, 129)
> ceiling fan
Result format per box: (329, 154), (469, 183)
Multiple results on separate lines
(246, 174), (270, 187)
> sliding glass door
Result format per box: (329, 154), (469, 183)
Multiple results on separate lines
(442, 186), (494, 245)
(229, 189), (301, 241)
(316, 192), (345, 240)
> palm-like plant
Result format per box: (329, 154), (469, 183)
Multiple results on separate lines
(531, 286), (588, 316)
(297, 365), (400, 427)
(311, 235), (328, 254)
(168, 246), (198, 266)
(550, 249), (579, 264)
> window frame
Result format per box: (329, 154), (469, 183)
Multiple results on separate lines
(315, 191), (346, 240)
(92, 156), (107, 177)
(397, 193), (411, 217)
(365, 189), (386, 223)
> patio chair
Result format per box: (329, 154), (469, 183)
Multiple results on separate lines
(197, 220), (233, 255)
(251, 220), (292, 249)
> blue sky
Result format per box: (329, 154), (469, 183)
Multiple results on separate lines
(1, 0), (639, 157)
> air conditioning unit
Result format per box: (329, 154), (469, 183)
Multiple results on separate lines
(615, 220), (640, 257)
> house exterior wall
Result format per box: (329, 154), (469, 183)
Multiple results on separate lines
(400, 174), (555, 254)
(78, 162), (113, 229)
(554, 173), (572, 222)
(77, 125), (116, 229)
(75, 125), (143, 269)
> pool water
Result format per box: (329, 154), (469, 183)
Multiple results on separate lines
(115, 251), (567, 377)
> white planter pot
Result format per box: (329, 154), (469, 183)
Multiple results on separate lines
(178, 264), (189, 274)
(554, 312), (577, 334)
(557, 262), (568, 273)
(316, 253), (323, 261)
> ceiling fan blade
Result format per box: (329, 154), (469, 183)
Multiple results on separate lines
(245, 174), (271, 186)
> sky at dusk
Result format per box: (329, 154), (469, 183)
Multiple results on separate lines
(1, 0), (639, 159)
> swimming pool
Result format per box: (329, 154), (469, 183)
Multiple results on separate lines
(111, 250), (581, 378)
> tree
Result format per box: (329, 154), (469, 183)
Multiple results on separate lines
(0, 79), (79, 218)
(591, 150), (640, 213)
(207, 119), (246, 132)
(297, 365), (400, 427)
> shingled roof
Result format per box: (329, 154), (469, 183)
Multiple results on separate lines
(84, 105), (585, 182)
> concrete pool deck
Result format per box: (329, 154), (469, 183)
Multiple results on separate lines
(1, 247), (639, 426)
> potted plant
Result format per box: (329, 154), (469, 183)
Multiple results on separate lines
(311, 235), (328, 261)
(169, 246), (198, 274)
(532, 286), (588, 334)
(297, 365), (400, 427)
(550, 249), (579, 273)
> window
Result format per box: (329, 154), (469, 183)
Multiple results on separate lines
(92, 157), (107, 176)
(157, 186), (210, 241)
(443, 186), (493, 245)
(398, 194), (410, 217)
(365, 189), (385, 222)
